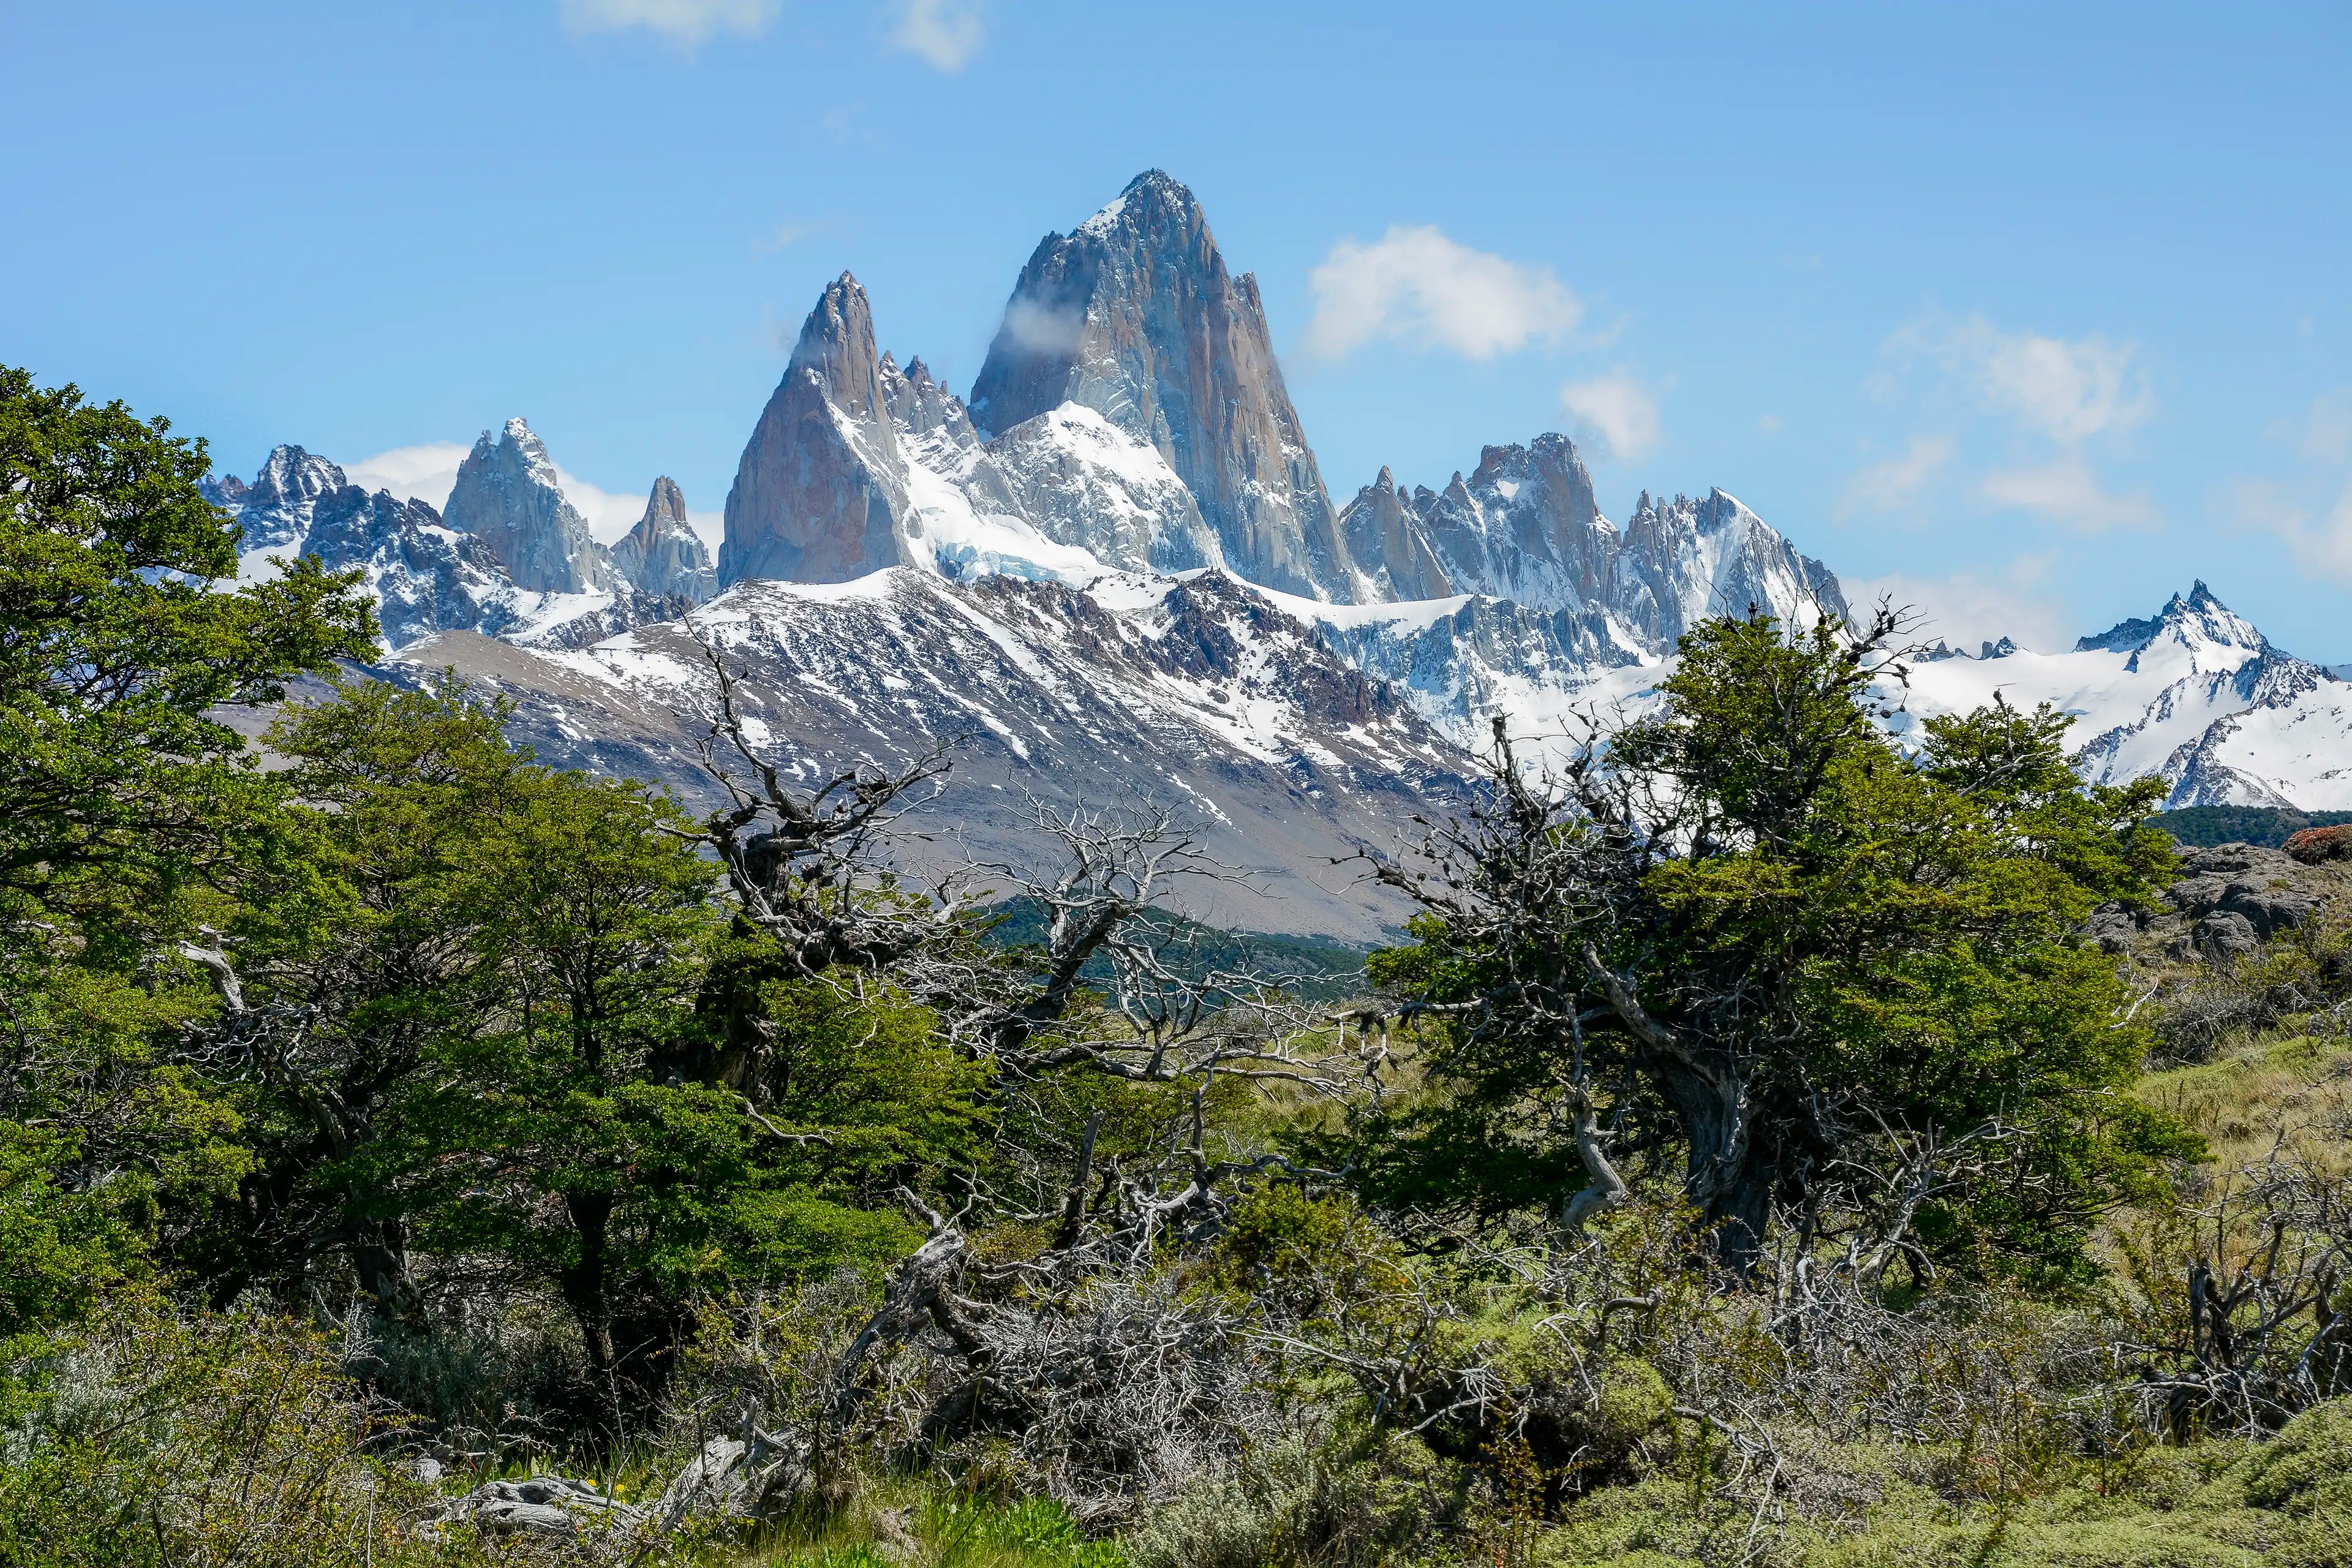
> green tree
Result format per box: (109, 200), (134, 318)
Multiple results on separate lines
(0, 366), (375, 940)
(1349, 609), (2192, 1282)
(0, 367), (374, 1337)
(170, 678), (535, 1313)
(380, 771), (985, 1419)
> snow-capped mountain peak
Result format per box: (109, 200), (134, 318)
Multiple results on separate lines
(2073, 579), (2271, 675)
(1902, 581), (2348, 810)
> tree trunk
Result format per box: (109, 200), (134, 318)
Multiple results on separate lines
(1654, 1054), (1771, 1276)
(562, 1191), (618, 1376)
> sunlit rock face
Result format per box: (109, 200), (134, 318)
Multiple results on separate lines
(968, 170), (1356, 602)
(442, 417), (616, 595)
(611, 475), (715, 603)
(720, 272), (919, 587)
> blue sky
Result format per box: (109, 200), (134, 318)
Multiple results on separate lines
(4, 1), (2348, 658)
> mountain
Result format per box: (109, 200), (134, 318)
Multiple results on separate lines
(967, 170), (1355, 601)
(204, 435), (673, 654)
(1898, 582), (2352, 809)
(610, 476), (715, 602)
(204, 169), (2352, 937)
(721, 273), (918, 586)
(1336, 436), (1845, 644)
(203, 443), (344, 556)
(443, 418), (617, 594)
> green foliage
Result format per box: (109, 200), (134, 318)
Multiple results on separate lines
(0, 1306), (452, 1568)
(1346, 611), (2195, 1282)
(2157, 805), (2352, 849)
(0, 364), (375, 940)
(0, 367), (372, 1340)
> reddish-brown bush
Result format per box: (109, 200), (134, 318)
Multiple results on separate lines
(2282, 824), (2352, 864)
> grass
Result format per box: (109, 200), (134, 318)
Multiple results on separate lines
(731, 1484), (1123, 1568)
(2136, 1030), (2352, 1177)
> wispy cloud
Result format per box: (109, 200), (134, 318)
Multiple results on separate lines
(1559, 373), (1660, 464)
(1978, 455), (2158, 533)
(2221, 386), (2352, 584)
(2301, 386), (2352, 467)
(754, 216), (853, 254)
(1849, 551), (2071, 655)
(889, 0), (984, 71)
(1874, 311), (2161, 532)
(559, 0), (778, 47)
(1889, 312), (2155, 444)
(1303, 226), (1583, 361)
(1838, 434), (1955, 522)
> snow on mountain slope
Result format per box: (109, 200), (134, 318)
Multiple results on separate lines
(206, 440), (682, 654)
(1894, 582), (2352, 809)
(392, 568), (1477, 940)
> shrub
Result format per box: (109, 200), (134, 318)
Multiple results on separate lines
(0, 1305), (454, 1567)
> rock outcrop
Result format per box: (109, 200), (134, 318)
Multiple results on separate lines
(720, 273), (917, 586)
(967, 170), (1355, 600)
(611, 475), (715, 603)
(300, 486), (524, 649)
(442, 418), (615, 594)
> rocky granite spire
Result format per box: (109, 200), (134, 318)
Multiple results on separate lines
(1412, 436), (1612, 610)
(1338, 467), (1455, 601)
(442, 417), (614, 594)
(1613, 488), (1846, 647)
(611, 475), (717, 603)
(720, 272), (918, 586)
(966, 170), (1356, 601)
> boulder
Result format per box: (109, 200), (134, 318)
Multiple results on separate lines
(426, 1475), (640, 1542)
(2179, 843), (2297, 880)
(2195, 910), (2261, 963)
(2219, 879), (2311, 938)
(2085, 901), (2141, 955)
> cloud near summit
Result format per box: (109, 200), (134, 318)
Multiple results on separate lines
(1303, 227), (1582, 361)
(1559, 374), (1661, 464)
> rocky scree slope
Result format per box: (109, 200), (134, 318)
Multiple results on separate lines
(398, 568), (1477, 940)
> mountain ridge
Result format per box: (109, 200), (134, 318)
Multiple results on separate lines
(197, 169), (2352, 934)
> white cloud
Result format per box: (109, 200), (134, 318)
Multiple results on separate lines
(1893, 312), (2154, 444)
(1979, 455), (2158, 532)
(346, 442), (718, 547)
(889, 0), (984, 71)
(560, 0), (778, 46)
(2221, 388), (2352, 583)
(1837, 434), (1955, 521)
(756, 220), (816, 253)
(1303, 226), (1583, 361)
(998, 296), (1086, 356)
(341, 442), (470, 510)
(2301, 386), (2352, 467)
(1558, 373), (1660, 464)
(1848, 552), (2072, 655)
